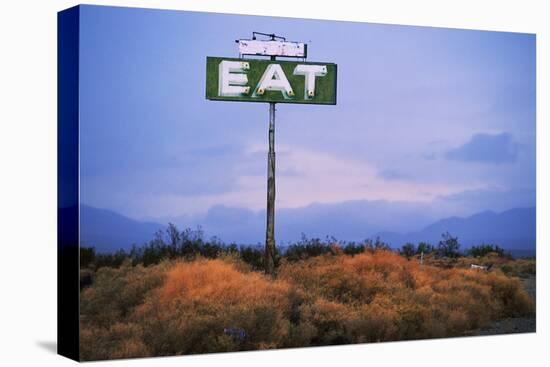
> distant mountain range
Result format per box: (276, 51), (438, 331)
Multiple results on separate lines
(80, 205), (164, 253)
(76, 204), (535, 257)
(376, 207), (535, 257)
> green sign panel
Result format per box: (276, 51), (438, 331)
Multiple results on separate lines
(206, 56), (337, 105)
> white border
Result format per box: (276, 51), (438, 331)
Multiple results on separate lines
(0, 1), (547, 366)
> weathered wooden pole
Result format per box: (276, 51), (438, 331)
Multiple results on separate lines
(265, 103), (277, 273)
(265, 54), (277, 276)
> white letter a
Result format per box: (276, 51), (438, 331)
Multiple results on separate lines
(255, 64), (294, 98)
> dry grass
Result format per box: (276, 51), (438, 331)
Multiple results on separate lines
(80, 251), (534, 360)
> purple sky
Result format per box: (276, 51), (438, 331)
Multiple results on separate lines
(78, 5), (535, 241)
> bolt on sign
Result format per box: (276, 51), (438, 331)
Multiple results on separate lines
(205, 57), (337, 105)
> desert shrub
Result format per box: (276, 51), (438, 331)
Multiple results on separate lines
(467, 244), (509, 258)
(285, 235), (333, 261)
(482, 270), (534, 317)
(454, 254), (535, 279)
(364, 237), (391, 252)
(499, 259), (536, 278)
(284, 236), (392, 262)
(280, 250), (533, 340)
(79, 260), (164, 361)
(134, 259), (292, 355)
(300, 299), (352, 345)
(80, 260), (167, 327)
(416, 242), (435, 255)
(347, 296), (400, 342)
(437, 232), (461, 258)
(126, 225), (230, 266)
(237, 245), (264, 270)
(80, 250), (535, 359)
(79, 268), (93, 290)
(400, 243), (416, 259)
(279, 250), (407, 304)
(342, 242), (366, 256)
(80, 322), (150, 361)
(80, 246), (128, 269)
(80, 247), (96, 268)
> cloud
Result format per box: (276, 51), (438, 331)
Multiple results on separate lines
(435, 187), (535, 214)
(228, 145), (475, 211)
(99, 144), (482, 220)
(379, 169), (411, 181)
(445, 132), (519, 164)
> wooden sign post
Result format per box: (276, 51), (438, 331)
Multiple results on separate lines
(206, 33), (337, 274)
